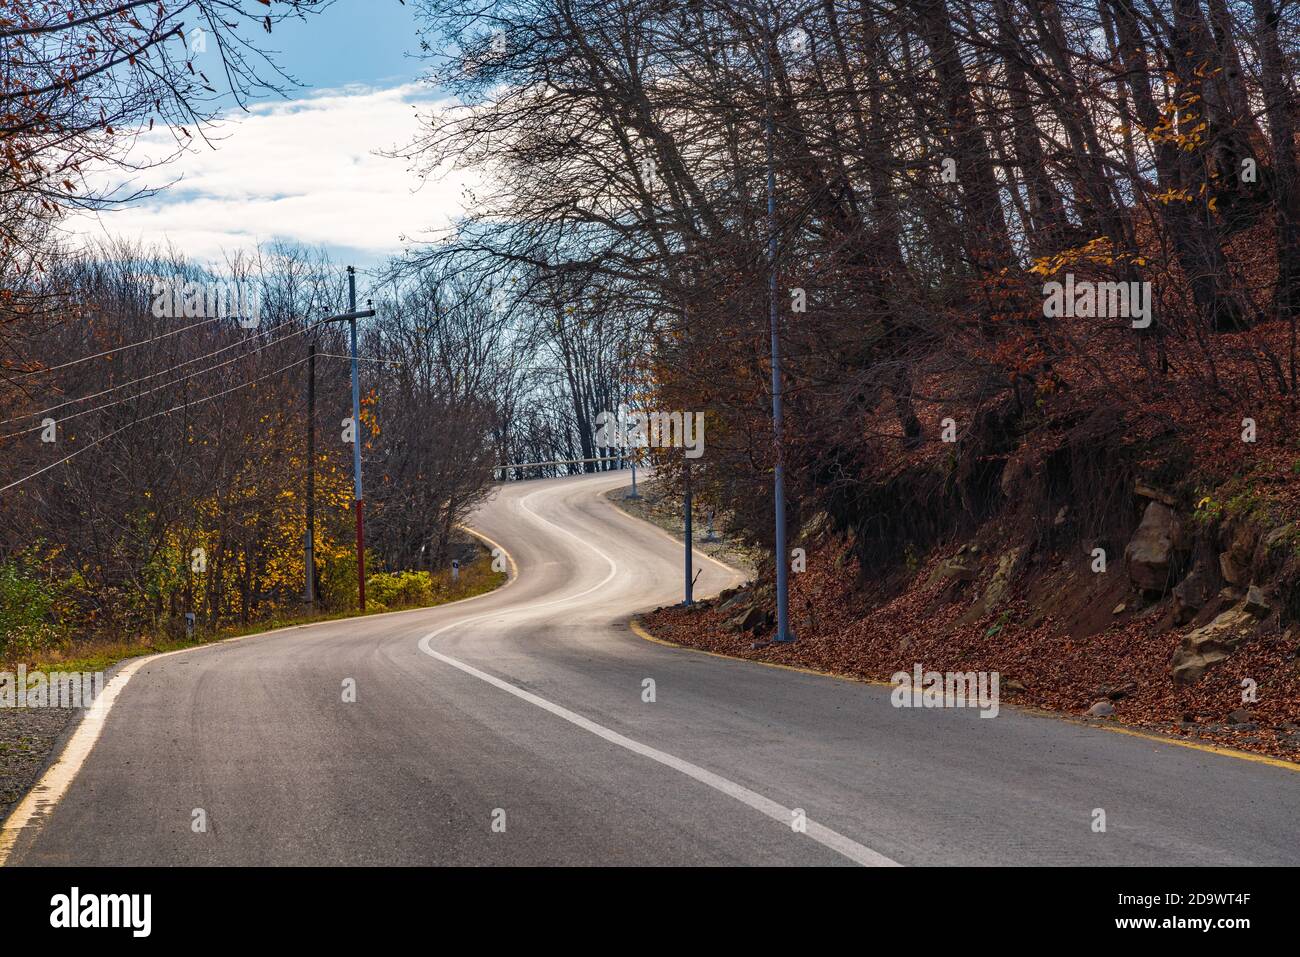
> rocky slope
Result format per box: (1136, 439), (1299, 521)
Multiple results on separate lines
(640, 481), (1300, 762)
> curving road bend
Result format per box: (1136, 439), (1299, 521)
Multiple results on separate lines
(2, 472), (1297, 866)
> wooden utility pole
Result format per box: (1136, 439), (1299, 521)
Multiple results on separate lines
(305, 339), (316, 607)
(321, 267), (376, 612)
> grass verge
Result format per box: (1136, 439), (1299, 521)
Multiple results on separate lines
(0, 545), (505, 823)
(19, 558), (504, 676)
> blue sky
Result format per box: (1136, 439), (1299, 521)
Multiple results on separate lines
(69, 0), (473, 276)
(260, 0), (425, 94)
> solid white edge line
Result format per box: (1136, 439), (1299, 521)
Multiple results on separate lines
(3, 476), (897, 867)
(0, 651), (171, 865)
(0, 533), (513, 868)
(418, 633), (898, 867)
(421, 481), (901, 867)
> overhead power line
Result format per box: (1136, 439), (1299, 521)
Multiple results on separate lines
(0, 356), (310, 494)
(316, 353), (402, 366)
(0, 322), (313, 427)
(5, 316), (222, 379)
(0, 324), (314, 441)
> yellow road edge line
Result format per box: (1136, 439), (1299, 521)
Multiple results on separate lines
(628, 616), (877, 684)
(626, 617), (1300, 774)
(1096, 724), (1300, 772)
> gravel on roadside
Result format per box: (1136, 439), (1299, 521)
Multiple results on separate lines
(0, 706), (79, 822)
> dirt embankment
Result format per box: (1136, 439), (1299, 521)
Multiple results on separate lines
(632, 479), (1300, 763)
(603, 480), (758, 578)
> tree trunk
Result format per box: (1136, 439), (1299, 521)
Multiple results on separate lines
(914, 0), (1013, 272)
(1251, 0), (1300, 331)
(1109, 0), (1248, 332)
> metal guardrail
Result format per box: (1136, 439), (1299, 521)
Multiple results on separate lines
(493, 453), (649, 478)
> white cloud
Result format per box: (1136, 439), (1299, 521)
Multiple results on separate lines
(66, 84), (472, 264)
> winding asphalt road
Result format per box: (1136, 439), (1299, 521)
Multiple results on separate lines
(2, 472), (1297, 865)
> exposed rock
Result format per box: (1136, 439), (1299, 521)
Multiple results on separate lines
(1054, 506), (1068, 527)
(1134, 483), (1176, 507)
(1112, 603), (1126, 615)
(1227, 708), (1253, 725)
(1219, 550), (1248, 586)
(1255, 526), (1294, 579)
(1172, 559), (1216, 625)
(1124, 501), (1183, 593)
(726, 605), (765, 633)
(1003, 678), (1026, 693)
(979, 548), (1021, 610)
(927, 555), (978, 587)
(1265, 525), (1292, 548)
(1086, 700), (1115, 717)
(1097, 681), (1137, 701)
(1232, 521), (1261, 554)
(1218, 523), (1259, 586)
(1243, 585), (1270, 618)
(1171, 607), (1257, 684)
(717, 590), (746, 614)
